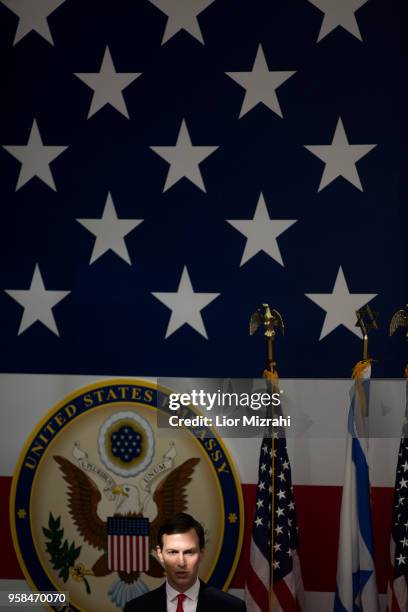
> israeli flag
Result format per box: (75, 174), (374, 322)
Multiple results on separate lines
(334, 368), (380, 612)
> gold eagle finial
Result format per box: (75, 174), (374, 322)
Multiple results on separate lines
(249, 303), (284, 339)
(389, 305), (408, 338)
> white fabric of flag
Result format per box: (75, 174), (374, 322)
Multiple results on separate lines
(334, 365), (380, 612)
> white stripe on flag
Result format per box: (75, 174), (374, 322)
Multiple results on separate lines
(249, 540), (269, 591)
(244, 587), (263, 612)
(283, 550), (305, 609)
(132, 535), (136, 571)
(114, 535), (119, 570)
(143, 535), (148, 569)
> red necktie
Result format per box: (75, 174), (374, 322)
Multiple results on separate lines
(176, 593), (186, 612)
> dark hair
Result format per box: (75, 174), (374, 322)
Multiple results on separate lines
(157, 513), (205, 550)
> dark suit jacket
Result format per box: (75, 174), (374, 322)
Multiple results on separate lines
(123, 580), (246, 612)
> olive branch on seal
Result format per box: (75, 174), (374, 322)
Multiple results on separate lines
(42, 513), (90, 594)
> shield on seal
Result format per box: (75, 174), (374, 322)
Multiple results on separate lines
(107, 517), (150, 573)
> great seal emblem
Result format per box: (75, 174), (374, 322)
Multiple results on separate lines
(10, 379), (244, 611)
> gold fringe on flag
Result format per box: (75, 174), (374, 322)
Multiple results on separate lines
(352, 359), (373, 418)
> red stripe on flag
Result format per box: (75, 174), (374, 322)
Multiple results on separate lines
(274, 578), (298, 612)
(246, 560), (269, 610)
(371, 486), (394, 593)
(0, 477), (394, 591)
(0, 477), (23, 579)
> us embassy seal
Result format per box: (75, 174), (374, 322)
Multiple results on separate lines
(10, 380), (244, 611)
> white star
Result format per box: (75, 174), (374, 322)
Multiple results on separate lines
(278, 472), (286, 481)
(305, 267), (377, 340)
(150, 119), (218, 192)
(282, 460), (290, 470)
(226, 45), (295, 118)
(402, 461), (408, 472)
(148, 0), (215, 45)
(76, 193), (143, 265)
(398, 496), (405, 506)
(287, 548), (293, 557)
(2, 119), (68, 191)
(273, 543), (281, 552)
(400, 537), (408, 548)
(276, 507), (285, 517)
(258, 481), (266, 491)
(255, 517), (263, 527)
(152, 266), (219, 339)
(272, 560), (280, 569)
(1, 0), (66, 45)
(260, 463), (267, 472)
(262, 444), (268, 454)
(275, 525), (283, 535)
(277, 490), (286, 500)
(288, 501), (295, 511)
(256, 499), (264, 509)
(400, 478), (408, 489)
(4, 265), (70, 336)
(307, 0), (368, 42)
(305, 117), (376, 192)
(396, 554), (406, 566)
(227, 193), (297, 266)
(74, 46), (141, 119)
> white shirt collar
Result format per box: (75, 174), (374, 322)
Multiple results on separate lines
(166, 578), (200, 602)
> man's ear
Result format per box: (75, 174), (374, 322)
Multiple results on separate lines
(156, 545), (164, 564)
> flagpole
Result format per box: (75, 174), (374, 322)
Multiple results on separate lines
(355, 304), (378, 361)
(249, 304), (284, 612)
(354, 305), (378, 417)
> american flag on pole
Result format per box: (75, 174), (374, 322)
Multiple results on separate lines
(387, 377), (408, 612)
(334, 363), (379, 612)
(245, 380), (304, 612)
(107, 516), (149, 574)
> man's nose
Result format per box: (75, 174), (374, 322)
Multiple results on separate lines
(177, 553), (186, 566)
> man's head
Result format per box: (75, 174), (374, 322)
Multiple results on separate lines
(156, 513), (205, 592)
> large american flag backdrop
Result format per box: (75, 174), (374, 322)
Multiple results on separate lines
(0, 0), (406, 609)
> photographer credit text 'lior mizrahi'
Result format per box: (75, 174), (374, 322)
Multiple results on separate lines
(166, 389), (291, 429)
